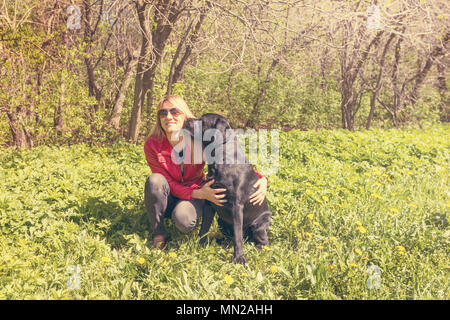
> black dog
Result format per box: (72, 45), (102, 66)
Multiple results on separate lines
(183, 113), (272, 264)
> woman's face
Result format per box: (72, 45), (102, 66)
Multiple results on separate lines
(159, 102), (186, 136)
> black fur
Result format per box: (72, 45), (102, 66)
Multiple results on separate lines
(183, 113), (272, 264)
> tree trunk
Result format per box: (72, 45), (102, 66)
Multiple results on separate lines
(128, 0), (151, 143)
(129, 0), (184, 143)
(436, 61), (449, 122)
(4, 108), (33, 148)
(83, 0), (102, 115)
(166, 9), (208, 95)
(339, 25), (383, 131)
(54, 71), (65, 131)
(406, 32), (449, 109)
(109, 50), (138, 129)
(366, 33), (395, 129)
(245, 58), (279, 128)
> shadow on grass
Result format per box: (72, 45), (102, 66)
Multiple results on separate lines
(66, 196), (240, 253)
(67, 196), (150, 249)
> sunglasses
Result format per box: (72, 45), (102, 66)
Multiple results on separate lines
(158, 108), (182, 117)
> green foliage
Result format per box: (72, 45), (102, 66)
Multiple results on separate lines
(1, 125), (449, 299)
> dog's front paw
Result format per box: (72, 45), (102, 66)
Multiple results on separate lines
(233, 255), (247, 265)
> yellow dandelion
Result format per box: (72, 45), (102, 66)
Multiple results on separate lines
(270, 265), (278, 273)
(390, 208), (399, 213)
(307, 213), (314, 220)
(224, 275), (234, 285)
(291, 220), (298, 227)
(372, 193), (382, 199)
(348, 263), (358, 268)
(162, 261), (168, 267)
(357, 225), (367, 234)
(316, 245), (324, 250)
(396, 245), (406, 254)
(187, 263), (192, 269)
(328, 265), (334, 272)
(137, 257), (146, 265)
(313, 221), (320, 226)
(101, 256), (111, 263)
(305, 232), (312, 241)
(362, 256), (369, 262)
(322, 195), (329, 202)
(330, 236), (337, 241)
(296, 232), (302, 238)
(169, 252), (177, 258)
(241, 273), (249, 278)
(355, 248), (362, 256)
(356, 221), (363, 227)
(263, 245), (270, 251)
(387, 211), (394, 217)
(281, 210), (288, 214)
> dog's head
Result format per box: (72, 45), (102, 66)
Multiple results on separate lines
(183, 113), (240, 165)
(183, 113), (233, 146)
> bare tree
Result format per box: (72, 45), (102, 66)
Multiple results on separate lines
(128, 0), (188, 143)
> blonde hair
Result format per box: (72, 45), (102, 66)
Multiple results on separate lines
(148, 95), (196, 140)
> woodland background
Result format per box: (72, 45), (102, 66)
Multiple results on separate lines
(0, 0), (449, 148)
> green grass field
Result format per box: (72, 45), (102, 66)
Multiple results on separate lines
(0, 125), (449, 299)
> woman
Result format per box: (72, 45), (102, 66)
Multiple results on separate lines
(144, 95), (268, 249)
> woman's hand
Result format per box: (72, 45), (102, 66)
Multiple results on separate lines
(192, 179), (227, 206)
(249, 177), (268, 206)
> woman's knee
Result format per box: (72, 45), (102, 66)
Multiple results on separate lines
(172, 201), (199, 233)
(145, 173), (169, 196)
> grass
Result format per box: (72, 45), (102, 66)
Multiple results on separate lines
(0, 124), (449, 299)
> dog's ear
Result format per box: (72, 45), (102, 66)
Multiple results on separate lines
(212, 115), (233, 143)
(182, 118), (199, 138)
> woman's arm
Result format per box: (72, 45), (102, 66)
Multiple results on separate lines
(145, 141), (227, 205)
(250, 168), (269, 206)
(191, 180), (227, 207)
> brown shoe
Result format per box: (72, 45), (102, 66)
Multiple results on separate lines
(152, 234), (166, 250)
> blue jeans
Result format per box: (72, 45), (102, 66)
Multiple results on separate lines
(144, 173), (205, 237)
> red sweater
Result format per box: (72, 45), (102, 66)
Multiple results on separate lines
(144, 136), (266, 200)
